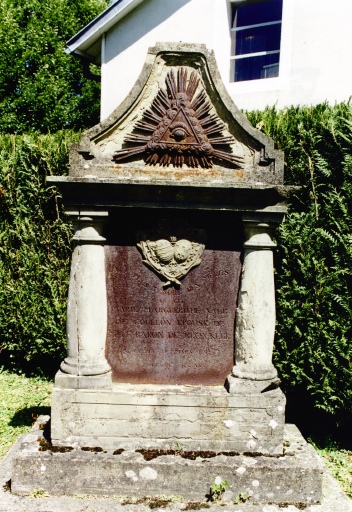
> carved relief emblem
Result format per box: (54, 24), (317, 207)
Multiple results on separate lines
(137, 236), (205, 287)
(114, 67), (243, 169)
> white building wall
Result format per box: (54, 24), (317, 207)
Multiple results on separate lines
(102, 0), (217, 120)
(230, 0), (352, 111)
(101, 0), (352, 120)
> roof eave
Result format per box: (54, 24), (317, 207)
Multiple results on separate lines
(65, 0), (145, 60)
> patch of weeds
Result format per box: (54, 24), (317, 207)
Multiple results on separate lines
(74, 494), (126, 500)
(324, 450), (352, 498)
(81, 446), (105, 453)
(273, 503), (307, 510)
(121, 495), (183, 508)
(28, 488), (49, 498)
(182, 450), (217, 460)
(233, 492), (249, 504)
(210, 476), (228, 501)
(148, 497), (173, 509)
(3, 480), (10, 492)
(174, 441), (184, 454)
(121, 496), (145, 505)
(51, 445), (74, 453)
(283, 438), (291, 448)
(136, 448), (218, 461)
(184, 502), (210, 510)
(37, 436), (73, 453)
(136, 448), (176, 460)
(113, 448), (125, 455)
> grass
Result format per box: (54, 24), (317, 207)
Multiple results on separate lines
(315, 444), (352, 499)
(0, 370), (52, 458)
(0, 371), (351, 500)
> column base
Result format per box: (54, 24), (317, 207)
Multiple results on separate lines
(225, 373), (281, 393)
(60, 357), (111, 377)
(55, 370), (112, 389)
(231, 362), (278, 381)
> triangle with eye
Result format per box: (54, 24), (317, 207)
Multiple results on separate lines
(113, 67), (245, 169)
(158, 107), (202, 145)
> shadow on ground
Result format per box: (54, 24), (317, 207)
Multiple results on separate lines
(9, 407), (51, 429)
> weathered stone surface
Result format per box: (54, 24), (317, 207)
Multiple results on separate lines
(51, 383), (285, 453)
(46, 176), (293, 214)
(4, 423), (350, 511)
(64, 44), (284, 186)
(12, 419), (323, 506)
(44, 46), (296, 504)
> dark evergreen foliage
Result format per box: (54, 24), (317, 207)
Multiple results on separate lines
(0, 132), (78, 375)
(247, 103), (352, 440)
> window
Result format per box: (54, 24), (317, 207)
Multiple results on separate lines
(230, 0), (283, 82)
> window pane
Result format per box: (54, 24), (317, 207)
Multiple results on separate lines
(233, 53), (280, 82)
(235, 0), (283, 28)
(234, 24), (281, 55)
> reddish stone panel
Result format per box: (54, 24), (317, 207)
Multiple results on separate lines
(105, 234), (242, 385)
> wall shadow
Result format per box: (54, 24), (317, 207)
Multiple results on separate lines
(105, 0), (191, 64)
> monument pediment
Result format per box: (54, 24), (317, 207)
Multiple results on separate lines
(70, 43), (284, 186)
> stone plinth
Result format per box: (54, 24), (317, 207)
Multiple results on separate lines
(12, 418), (323, 506)
(51, 383), (285, 454)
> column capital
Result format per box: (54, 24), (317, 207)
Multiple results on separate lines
(243, 222), (277, 250)
(241, 212), (284, 250)
(242, 211), (285, 226)
(65, 208), (109, 220)
(66, 208), (109, 245)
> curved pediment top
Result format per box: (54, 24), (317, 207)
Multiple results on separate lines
(71, 43), (284, 186)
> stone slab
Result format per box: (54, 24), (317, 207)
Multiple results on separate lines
(2, 434), (351, 512)
(12, 418), (323, 507)
(51, 383), (285, 454)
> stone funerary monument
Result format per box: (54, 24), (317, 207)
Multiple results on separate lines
(12, 45), (323, 505)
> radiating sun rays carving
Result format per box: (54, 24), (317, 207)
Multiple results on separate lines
(113, 67), (244, 169)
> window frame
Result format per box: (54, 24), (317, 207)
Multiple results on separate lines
(230, 0), (283, 83)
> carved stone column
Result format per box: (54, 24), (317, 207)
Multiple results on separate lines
(56, 209), (111, 389)
(227, 214), (281, 392)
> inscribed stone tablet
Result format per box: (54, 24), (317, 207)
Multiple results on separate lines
(105, 210), (242, 385)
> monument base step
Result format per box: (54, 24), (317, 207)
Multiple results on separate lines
(51, 381), (286, 454)
(11, 417), (324, 506)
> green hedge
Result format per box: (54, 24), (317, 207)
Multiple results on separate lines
(0, 131), (78, 374)
(246, 102), (352, 438)
(0, 103), (351, 437)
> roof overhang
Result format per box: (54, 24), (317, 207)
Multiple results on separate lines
(65, 0), (145, 63)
